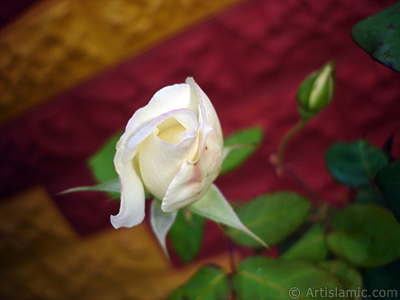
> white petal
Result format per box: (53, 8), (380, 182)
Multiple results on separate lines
(139, 124), (200, 200)
(186, 77), (223, 139)
(162, 78), (223, 212)
(162, 128), (223, 212)
(113, 109), (197, 226)
(120, 109), (196, 162)
(122, 84), (198, 148)
(111, 153), (145, 228)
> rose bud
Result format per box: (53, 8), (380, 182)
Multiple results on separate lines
(296, 61), (335, 120)
(111, 77), (223, 228)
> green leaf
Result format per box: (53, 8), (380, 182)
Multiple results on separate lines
(60, 178), (120, 196)
(169, 209), (205, 263)
(220, 127), (263, 174)
(325, 140), (388, 188)
(167, 265), (229, 300)
(356, 185), (384, 206)
(150, 199), (177, 257)
(318, 260), (363, 292)
(351, 2), (400, 73)
(233, 256), (346, 300)
(327, 204), (400, 267)
(189, 184), (267, 248)
(375, 161), (400, 223)
(88, 132), (121, 183)
(282, 224), (328, 263)
(226, 192), (311, 248)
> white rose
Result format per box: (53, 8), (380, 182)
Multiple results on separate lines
(111, 77), (224, 228)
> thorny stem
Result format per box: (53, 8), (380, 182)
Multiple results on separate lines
(273, 119), (308, 175)
(272, 118), (331, 224)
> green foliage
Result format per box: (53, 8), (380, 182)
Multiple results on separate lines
(189, 184), (267, 247)
(325, 140), (388, 188)
(150, 199), (177, 257)
(167, 265), (229, 300)
(318, 260), (363, 292)
(375, 161), (400, 223)
(282, 224), (328, 263)
(352, 2), (400, 73)
(88, 132), (121, 183)
(169, 209), (205, 263)
(356, 185), (384, 206)
(327, 204), (400, 267)
(233, 256), (346, 300)
(227, 192), (311, 248)
(221, 127), (263, 174)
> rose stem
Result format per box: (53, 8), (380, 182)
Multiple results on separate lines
(274, 119), (308, 175)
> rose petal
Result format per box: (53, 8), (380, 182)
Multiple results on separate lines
(122, 109), (197, 162)
(162, 78), (223, 212)
(162, 128), (223, 212)
(186, 77), (223, 139)
(123, 84), (198, 145)
(139, 122), (200, 200)
(114, 109), (198, 226)
(111, 154), (145, 228)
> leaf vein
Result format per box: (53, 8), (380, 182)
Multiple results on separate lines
(238, 271), (286, 292)
(195, 273), (225, 300)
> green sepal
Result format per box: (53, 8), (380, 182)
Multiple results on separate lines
(150, 199), (177, 257)
(189, 184), (267, 248)
(60, 178), (120, 197)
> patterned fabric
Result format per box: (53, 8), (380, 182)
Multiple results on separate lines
(0, 0), (243, 125)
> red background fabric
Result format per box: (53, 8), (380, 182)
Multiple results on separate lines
(0, 0), (37, 26)
(1, 0), (399, 261)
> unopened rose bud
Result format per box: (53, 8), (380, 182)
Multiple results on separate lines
(111, 77), (224, 228)
(296, 61), (335, 120)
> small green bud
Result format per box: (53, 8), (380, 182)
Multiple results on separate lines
(296, 61), (335, 120)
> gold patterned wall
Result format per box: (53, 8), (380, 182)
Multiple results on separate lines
(0, 0), (242, 125)
(0, 188), (236, 299)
